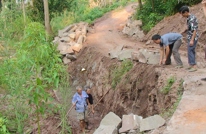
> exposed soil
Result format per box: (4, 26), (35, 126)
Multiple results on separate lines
(67, 47), (184, 134)
(84, 3), (142, 56)
(32, 2), (206, 134)
(144, 3), (206, 49)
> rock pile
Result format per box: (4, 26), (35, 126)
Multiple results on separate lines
(94, 112), (166, 134)
(109, 45), (160, 65)
(122, 17), (145, 40)
(93, 112), (121, 134)
(53, 22), (89, 65)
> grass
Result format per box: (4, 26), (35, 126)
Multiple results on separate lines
(161, 79), (184, 118)
(161, 76), (176, 94)
(111, 59), (133, 89)
(51, 0), (136, 33)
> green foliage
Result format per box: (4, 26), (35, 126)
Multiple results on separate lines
(161, 76), (176, 94)
(0, 1), (26, 42)
(0, 117), (10, 134)
(58, 74), (72, 134)
(51, 0), (134, 33)
(136, 0), (202, 32)
(26, 0), (74, 23)
(0, 22), (65, 133)
(112, 60), (133, 89)
(161, 79), (184, 118)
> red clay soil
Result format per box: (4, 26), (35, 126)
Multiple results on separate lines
(144, 3), (206, 49)
(85, 3), (143, 56)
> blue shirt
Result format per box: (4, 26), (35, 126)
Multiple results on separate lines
(160, 33), (182, 47)
(72, 91), (88, 113)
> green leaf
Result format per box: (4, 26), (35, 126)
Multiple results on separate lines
(36, 78), (42, 85)
(34, 94), (39, 105)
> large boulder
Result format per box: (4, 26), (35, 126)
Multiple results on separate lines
(69, 32), (76, 39)
(108, 45), (124, 59)
(63, 57), (71, 65)
(71, 43), (83, 53)
(117, 49), (134, 61)
(122, 19), (145, 40)
(93, 112), (121, 134)
(131, 51), (147, 63)
(66, 54), (77, 61)
(140, 115), (165, 132)
(57, 42), (69, 54)
(119, 114), (142, 133)
(139, 49), (160, 65)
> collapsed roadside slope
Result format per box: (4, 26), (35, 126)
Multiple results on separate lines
(68, 47), (184, 133)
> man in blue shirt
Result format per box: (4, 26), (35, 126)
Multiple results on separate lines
(72, 86), (88, 133)
(179, 6), (199, 72)
(152, 33), (183, 68)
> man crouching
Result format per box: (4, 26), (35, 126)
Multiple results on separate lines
(72, 86), (88, 134)
(152, 33), (183, 68)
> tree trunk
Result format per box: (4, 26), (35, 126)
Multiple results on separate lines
(22, 0), (26, 25)
(138, 0), (143, 9)
(43, 0), (53, 36)
(151, 0), (154, 11)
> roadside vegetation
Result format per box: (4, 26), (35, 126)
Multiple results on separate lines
(161, 79), (184, 118)
(135, 0), (202, 32)
(0, 0), (135, 133)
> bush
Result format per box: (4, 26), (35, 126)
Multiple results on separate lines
(136, 0), (202, 32)
(0, 22), (65, 133)
(161, 76), (175, 94)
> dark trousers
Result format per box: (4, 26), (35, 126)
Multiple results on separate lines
(165, 44), (174, 65)
(187, 39), (198, 65)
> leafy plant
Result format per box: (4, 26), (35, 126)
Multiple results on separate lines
(161, 76), (176, 94)
(0, 22), (66, 133)
(161, 79), (184, 118)
(112, 59), (133, 89)
(0, 117), (10, 134)
(58, 73), (72, 134)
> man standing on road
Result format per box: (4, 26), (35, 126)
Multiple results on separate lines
(72, 86), (88, 134)
(152, 33), (183, 68)
(179, 6), (199, 72)
(201, 0), (206, 81)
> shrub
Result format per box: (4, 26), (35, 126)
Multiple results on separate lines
(161, 76), (176, 94)
(136, 0), (202, 32)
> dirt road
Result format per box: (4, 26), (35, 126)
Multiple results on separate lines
(85, 3), (141, 56)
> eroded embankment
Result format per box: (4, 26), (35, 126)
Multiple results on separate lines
(68, 47), (182, 120)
